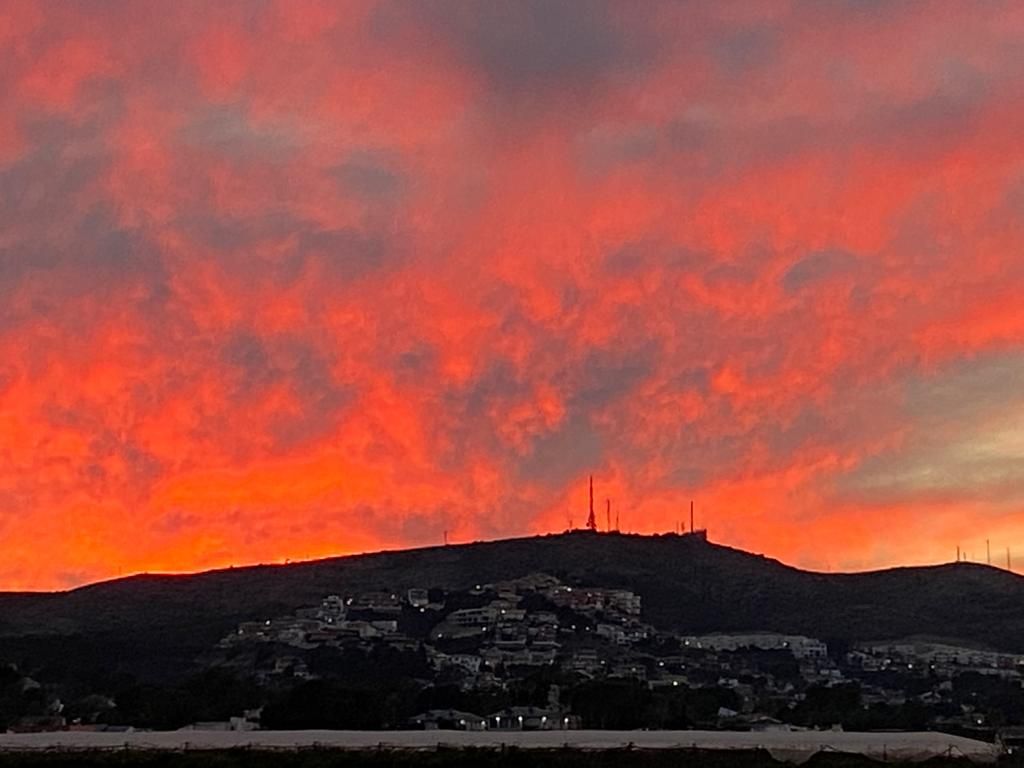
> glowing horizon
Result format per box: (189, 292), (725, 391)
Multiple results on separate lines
(3, 1), (1024, 589)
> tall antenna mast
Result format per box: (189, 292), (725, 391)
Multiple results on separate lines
(586, 475), (597, 531)
(606, 499), (611, 533)
(956, 545), (960, 562)
(690, 500), (695, 535)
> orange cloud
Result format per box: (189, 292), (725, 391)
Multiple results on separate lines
(3, 0), (1024, 589)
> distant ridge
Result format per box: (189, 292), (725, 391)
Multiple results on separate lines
(2, 531), (1023, 660)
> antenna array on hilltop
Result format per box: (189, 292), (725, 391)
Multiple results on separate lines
(955, 541), (1016, 573)
(572, 475), (709, 541)
(578, 475), (620, 533)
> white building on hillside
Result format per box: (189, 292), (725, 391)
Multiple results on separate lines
(681, 633), (828, 660)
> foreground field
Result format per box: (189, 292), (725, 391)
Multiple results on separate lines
(0, 730), (1000, 765)
(0, 747), (1003, 768)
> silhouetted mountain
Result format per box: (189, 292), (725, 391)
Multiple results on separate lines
(1, 531), (1022, 681)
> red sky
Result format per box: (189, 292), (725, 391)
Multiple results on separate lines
(4, 0), (1024, 589)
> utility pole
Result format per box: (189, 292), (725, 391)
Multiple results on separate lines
(690, 500), (695, 535)
(606, 499), (611, 533)
(956, 545), (960, 562)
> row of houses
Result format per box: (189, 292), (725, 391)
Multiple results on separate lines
(409, 707), (578, 731)
(681, 633), (828, 660)
(227, 617), (402, 648)
(851, 641), (1024, 677)
(545, 585), (642, 616)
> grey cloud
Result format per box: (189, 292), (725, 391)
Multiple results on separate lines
(299, 227), (399, 281)
(222, 332), (273, 392)
(902, 353), (1024, 426)
(1000, 174), (1024, 220)
(63, 212), (168, 298)
(178, 105), (304, 159)
(334, 150), (406, 202)
(666, 112), (718, 153)
(0, 211), (166, 297)
(664, 432), (746, 489)
(712, 26), (779, 76)
(85, 438), (164, 497)
(0, 116), (169, 317)
(0, 137), (106, 240)
(393, 343), (439, 384)
(837, 352), (1024, 504)
(412, 0), (658, 97)
(669, 366), (713, 394)
(783, 249), (861, 292)
(40, 400), (166, 499)
(457, 359), (523, 418)
(603, 240), (712, 276)
(569, 346), (655, 412)
(603, 241), (660, 275)
(796, 0), (901, 18)
(579, 124), (660, 175)
(764, 405), (832, 457)
(423, 360), (521, 474)
(854, 64), (990, 155)
(515, 413), (603, 489)
(272, 343), (352, 450)
(705, 261), (760, 289)
(845, 451), (1024, 505)
(426, 329), (653, 482)
(221, 332), (353, 451)
(180, 211), (300, 252)
(180, 212), (402, 287)
(594, 46), (1007, 184)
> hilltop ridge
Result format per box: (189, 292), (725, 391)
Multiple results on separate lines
(2, 531), (1022, 653)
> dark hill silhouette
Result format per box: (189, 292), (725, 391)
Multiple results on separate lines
(1, 531), (1022, 680)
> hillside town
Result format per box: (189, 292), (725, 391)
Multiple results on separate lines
(3, 568), (1024, 742)
(191, 570), (1024, 736)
